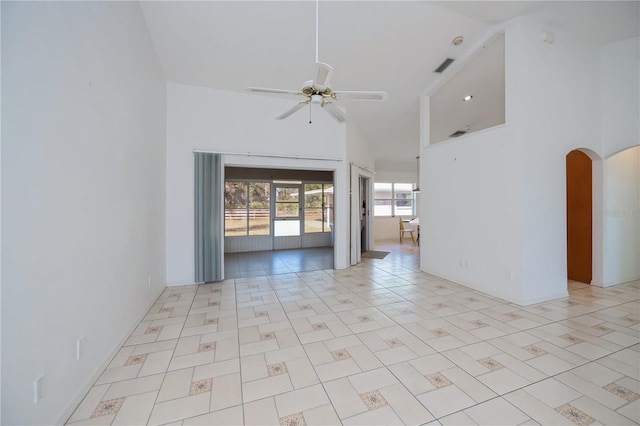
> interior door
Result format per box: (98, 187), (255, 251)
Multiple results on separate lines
(273, 184), (303, 250)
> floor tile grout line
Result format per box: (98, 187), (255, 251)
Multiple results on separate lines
(66, 285), (198, 425)
(134, 286), (237, 407)
(142, 285), (198, 426)
(244, 270), (632, 423)
(257, 268), (433, 424)
(171, 276), (637, 425)
(228, 278), (250, 426)
(273, 268), (468, 424)
(430, 339), (640, 424)
(307, 261), (639, 424)
(66, 248), (639, 425)
(314, 270), (444, 422)
(262, 274), (402, 422)
(358, 285), (503, 424)
(263, 271), (345, 424)
(413, 291), (640, 422)
(364, 255), (639, 358)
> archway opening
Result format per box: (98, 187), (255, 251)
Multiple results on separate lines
(566, 150), (593, 284)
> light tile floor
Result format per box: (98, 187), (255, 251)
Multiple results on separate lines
(67, 242), (640, 425)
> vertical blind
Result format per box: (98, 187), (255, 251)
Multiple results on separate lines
(194, 153), (224, 282)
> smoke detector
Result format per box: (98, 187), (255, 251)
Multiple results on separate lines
(452, 36), (464, 46)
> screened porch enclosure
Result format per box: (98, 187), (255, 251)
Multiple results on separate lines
(223, 167), (334, 253)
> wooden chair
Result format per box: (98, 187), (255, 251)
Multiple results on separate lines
(399, 217), (416, 245)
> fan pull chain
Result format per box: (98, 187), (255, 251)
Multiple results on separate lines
(309, 103), (312, 124)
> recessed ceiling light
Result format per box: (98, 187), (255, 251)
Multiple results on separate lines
(463, 95), (473, 102)
(452, 36), (464, 46)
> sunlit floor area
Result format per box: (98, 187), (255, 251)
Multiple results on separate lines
(66, 241), (639, 425)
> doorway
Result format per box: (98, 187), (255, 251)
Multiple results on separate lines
(360, 176), (370, 253)
(273, 183), (302, 249)
(566, 150), (592, 284)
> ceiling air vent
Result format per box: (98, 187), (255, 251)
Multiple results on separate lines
(449, 130), (467, 138)
(434, 58), (455, 73)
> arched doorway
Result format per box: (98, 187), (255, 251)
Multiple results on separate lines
(566, 150), (593, 283)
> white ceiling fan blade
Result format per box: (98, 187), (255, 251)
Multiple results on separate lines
(245, 87), (304, 100)
(322, 102), (348, 123)
(314, 62), (334, 88)
(276, 101), (310, 120)
(332, 91), (388, 101)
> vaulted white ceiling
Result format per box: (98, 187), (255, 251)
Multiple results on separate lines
(140, 1), (639, 172)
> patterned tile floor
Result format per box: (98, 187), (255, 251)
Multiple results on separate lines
(67, 242), (640, 425)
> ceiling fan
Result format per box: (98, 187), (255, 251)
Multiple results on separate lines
(244, 1), (388, 123)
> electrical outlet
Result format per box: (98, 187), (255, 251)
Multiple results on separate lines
(34, 375), (45, 404)
(77, 336), (84, 361)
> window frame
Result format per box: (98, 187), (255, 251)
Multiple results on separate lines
(224, 179), (271, 237)
(224, 179), (334, 237)
(374, 182), (416, 217)
(303, 182), (334, 234)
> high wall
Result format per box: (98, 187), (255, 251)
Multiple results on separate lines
(602, 146), (640, 286)
(599, 37), (640, 286)
(421, 124), (524, 302)
(421, 16), (639, 305)
(165, 83), (349, 285)
(509, 17), (602, 303)
(1, 2), (167, 424)
(601, 37), (640, 158)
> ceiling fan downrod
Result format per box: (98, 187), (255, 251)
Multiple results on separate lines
(315, 0), (319, 63)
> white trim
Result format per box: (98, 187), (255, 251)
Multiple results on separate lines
(350, 166), (375, 265)
(349, 162), (375, 175)
(193, 149), (342, 163)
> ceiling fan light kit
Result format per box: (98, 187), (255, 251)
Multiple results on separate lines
(244, 1), (387, 123)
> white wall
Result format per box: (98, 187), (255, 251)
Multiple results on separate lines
(0, 3), (3, 419)
(602, 146), (640, 286)
(508, 17), (602, 304)
(166, 83), (349, 285)
(601, 37), (640, 158)
(599, 36), (640, 286)
(375, 170), (416, 184)
(421, 125), (525, 303)
(421, 18), (639, 305)
(420, 25), (526, 304)
(347, 120), (375, 172)
(1, 3), (166, 424)
(374, 217), (402, 241)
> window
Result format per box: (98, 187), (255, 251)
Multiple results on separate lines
(304, 183), (334, 233)
(225, 180), (334, 237)
(374, 182), (415, 216)
(224, 181), (270, 236)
